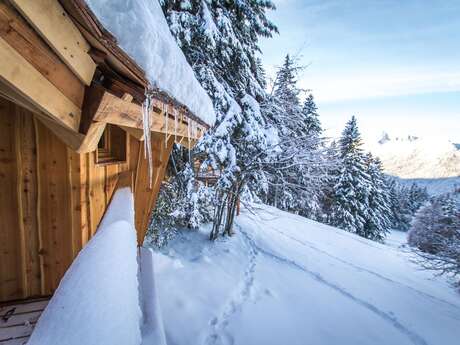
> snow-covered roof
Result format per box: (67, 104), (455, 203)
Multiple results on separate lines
(85, 0), (216, 127)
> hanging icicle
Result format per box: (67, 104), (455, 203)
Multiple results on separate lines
(193, 121), (197, 140)
(164, 102), (168, 146)
(142, 88), (154, 188)
(174, 106), (178, 142)
(187, 113), (191, 162)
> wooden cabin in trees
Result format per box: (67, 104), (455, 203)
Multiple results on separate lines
(0, 0), (214, 314)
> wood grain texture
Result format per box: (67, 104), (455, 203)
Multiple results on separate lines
(0, 37), (81, 131)
(0, 99), (176, 302)
(35, 119), (74, 294)
(0, 98), (22, 301)
(10, 0), (96, 85)
(0, 1), (85, 108)
(16, 107), (41, 298)
(92, 91), (201, 140)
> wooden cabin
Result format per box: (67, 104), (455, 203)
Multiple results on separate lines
(0, 0), (213, 314)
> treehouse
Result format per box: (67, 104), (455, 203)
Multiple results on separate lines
(0, 0), (215, 343)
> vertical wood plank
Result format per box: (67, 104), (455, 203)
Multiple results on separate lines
(35, 120), (73, 293)
(80, 155), (90, 246)
(87, 153), (106, 236)
(0, 98), (22, 301)
(105, 164), (118, 206)
(68, 148), (89, 258)
(33, 116), (45, 296)
(17, 109), (41, 298)
(15, 104), (27, 298)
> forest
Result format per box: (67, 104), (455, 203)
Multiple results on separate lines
(150, 0), (460, 283)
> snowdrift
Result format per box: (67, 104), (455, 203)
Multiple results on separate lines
(153, 204), (460, 345)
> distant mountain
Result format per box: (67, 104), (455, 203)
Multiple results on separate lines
(367, 133), (460, 195)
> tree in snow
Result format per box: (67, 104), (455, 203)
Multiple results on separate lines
(161, 0), (279, 239)
(302, 93), (322, 139)
(407, 183), (430, 214)
(320, 140), (341, 223)
(363, 153), (391, 241)
(328, 116), (371, 236)
(408, 193), (460, 284)
(261, 55), (330, 219)
(387, 180), (429, 231)
(148, 162), (214, 247)
(327, 117), (393, 241)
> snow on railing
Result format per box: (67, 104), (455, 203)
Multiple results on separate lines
(28, 188), (142, 345)
(139, 247), (167, 345)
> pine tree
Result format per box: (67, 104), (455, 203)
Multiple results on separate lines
(321, 140), (340, 223)
(302, 94), (322, 137)
(161, 0), (279, 239)
(408, 183), (429, 214)
(262, 55), (329, 219)
(273, 55), (302, 111)
(329, 116), (371, 237)
(387, 178), (409, 230)
(363, 153), (391, 241)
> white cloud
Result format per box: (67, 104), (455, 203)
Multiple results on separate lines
(301, 70), (460, 103)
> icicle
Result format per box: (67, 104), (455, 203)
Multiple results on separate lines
(187, 114), (191, 162)
(142, 89), (154, 188)
(174, 107), (178, 141)
(164, 103), (168, 146)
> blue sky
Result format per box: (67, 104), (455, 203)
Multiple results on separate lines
(260, 0), (460, 142)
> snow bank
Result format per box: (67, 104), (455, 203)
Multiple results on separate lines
(85, 0), (216, 126)
(138, 247), (167, 345)
(28, 188), (142, 345)
(151, 205), (460, 345)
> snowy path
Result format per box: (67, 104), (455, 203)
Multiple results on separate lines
(152, 204), (460, 345)
(204, 233), (258, 345)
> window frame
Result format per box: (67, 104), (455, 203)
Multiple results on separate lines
(95, 124), (128, 165)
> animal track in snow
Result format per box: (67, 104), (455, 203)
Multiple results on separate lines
(265, 223), (460, 312)
(203, 232), (258, 345)
(239, 229), (429, 345)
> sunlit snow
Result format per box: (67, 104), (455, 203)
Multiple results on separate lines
(152, 204), (460, 345)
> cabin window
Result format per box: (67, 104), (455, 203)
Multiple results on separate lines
(96, 125), (127, 165)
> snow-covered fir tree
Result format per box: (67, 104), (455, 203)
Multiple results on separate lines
(363, 153), (391, 241)
(160, 0), (278, 239)
(328, 116), (372, 237)
(387, 180), (429, 231)
(262, 55), (329, 219)
(148, 163), (214, 247)
(320, 140), (341, 223)
(302, 93), (322, 138)
(328, 117), (392, 240)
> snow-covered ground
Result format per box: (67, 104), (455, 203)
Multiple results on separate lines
(152, 204), (460, 345)
(384, 229), (409, 249)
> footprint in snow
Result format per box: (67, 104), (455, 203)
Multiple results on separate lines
(204, 332), (235, 345)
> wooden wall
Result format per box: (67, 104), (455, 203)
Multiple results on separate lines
(0, 97), (173, 302)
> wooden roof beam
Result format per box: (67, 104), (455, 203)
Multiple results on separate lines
(0, 36), (81, 131)
(0, 1), (85, 108)
(10, 0), (96, 85)
(88, 88), (202, 140)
